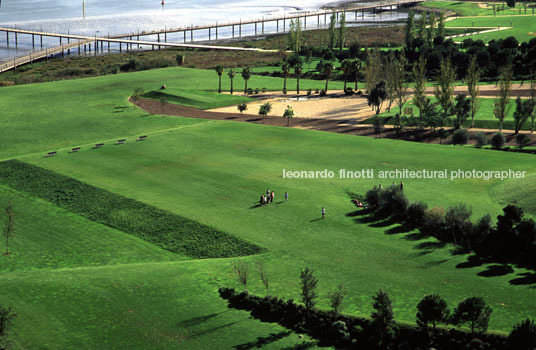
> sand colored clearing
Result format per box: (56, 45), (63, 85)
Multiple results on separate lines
(211, 84), (531, 121)
(210, 91), (377, 121)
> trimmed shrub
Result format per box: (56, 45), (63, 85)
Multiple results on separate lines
(474, 132), (489, 148)
(491, 132), (506, 149)
(452, 129), (469, 146)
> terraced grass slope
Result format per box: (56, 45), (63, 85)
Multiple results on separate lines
(0, 68), (535, 349)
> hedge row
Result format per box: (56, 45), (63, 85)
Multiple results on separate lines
(0, 160), (263, 258)
(218, 287), (508, 350)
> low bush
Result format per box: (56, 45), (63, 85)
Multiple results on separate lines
(491, 132), (506, 149)
(0, 160), (263, 258)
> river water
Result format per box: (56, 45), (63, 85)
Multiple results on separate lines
(0, 0), (409, 60)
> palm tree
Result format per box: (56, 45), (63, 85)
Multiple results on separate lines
(351, 59), (361, 91)
(215, 65), (224, 93)
(341, 59), (352, 92)
(322, 62), (334, 92)
(241, 67), (251, 94)
(294, 63), (303, 95)
(281, 62), (290, 92)
(228, 69), (236, 95)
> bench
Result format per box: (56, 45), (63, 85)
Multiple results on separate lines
(136, 135), (147, 141)
(46, 151), (57, 157)
(93, 143), (104, 149)
(115, 139), (126, 145)
(71, 147), (81, 153)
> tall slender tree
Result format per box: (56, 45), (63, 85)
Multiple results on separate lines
(215, 65), (224, 93)
(434, 58), (457, 119)
(322, 61), (334, 92)
(405, 10), (415, 48)
(241, 67), (251, 94)
(365, 50), (383, 94)
(228, 69), (236, 95)
(328, 14), (337, 51)
(3, 201), (14, 255)
(466, 56), (482, 128)
(281, 62), (290, 92)
(412, 55), (427, 117)
(530, 70), (536, 133)
(437, 11), (446, 38)
(300, 267), (318, 316)
(338, 12), (347, 51)
(393, 54), (410, 115)
(417, 12), (427, 39)
(494, 65), (513, 131)
(294, 63), (303, 94)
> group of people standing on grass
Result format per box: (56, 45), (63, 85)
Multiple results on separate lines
(260, 189), (289, 205)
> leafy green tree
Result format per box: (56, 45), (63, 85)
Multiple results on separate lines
(288, 19), (302, 52)
(370, 289), (396, 350)
(258, 102), (272, 123)
(365, 50), (383, 94)
(368, 80), (388, 115)
(416, 294), (450, 331)
(452, 297), (493, 336)
(338, 12), (346, 51)
(494, 65), (513, 131)
(412, 55), (427, 117)
(283, 105), (295, 126)
(320, 61), (334, 92)
(294, 63), (303, 95)
(215, 65), (224, 93)
(506, 0), (516, 8)
(300, 267), (318, 315)
(237, 102), (248, 114)
(434, 59), (457, 119)
(513, 97), (536, 134)
(426, 12), (436, 45)
(445, 203), (472, 246)
(437, 128), (449, 145)
(281, 62), (290, 92)
(392, 55), (409, 115)
(228, 69), (236, 95)
(466, 56), (482, 128)
(328, 283), (347, 316)
(453, 94), (471, 129)
(340, 59), (353, 92)
(241, 67), (251, 94)
(351, 59), (362, 91)
(3, 201), (14, 255)
(421, 98), (444, 131)
(508, 318), (536, 350)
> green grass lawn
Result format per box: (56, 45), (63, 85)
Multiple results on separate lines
(422, 1), (535, 16)
(0, 67), (344, 160)
(1, 67), (535, 349)
(446, 15), (536, 42)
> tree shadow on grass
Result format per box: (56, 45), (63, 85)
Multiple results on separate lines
(187, 320), (243, 339)
(415, 241), (447, 250)
(403, 232), (428, 241)
(385, 224), (412, 235)
(456, 254), (488, 269)
(233, 331), (292, 350)
(509, 272), (536, 286)
(178, 311), (227, 327)
(281, 340), (318, 350)
(477, 264), (514, 277)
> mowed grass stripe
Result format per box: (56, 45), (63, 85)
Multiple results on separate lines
(0, 159), (263, 259)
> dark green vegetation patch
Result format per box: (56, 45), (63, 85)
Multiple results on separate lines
(0, 159), (263, 258)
